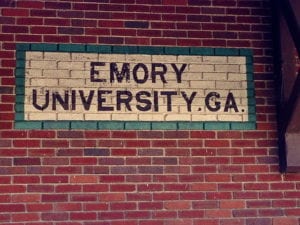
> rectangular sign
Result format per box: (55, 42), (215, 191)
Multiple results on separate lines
(15, 44), (255, 130)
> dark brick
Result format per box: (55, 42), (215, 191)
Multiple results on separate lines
(14, 158), (41, 166)
(83, 166), (109, 174)
(187, 15), (211, 22)
(0, 0), (16, 7)
(30, 9), (56, 17)
(0, 87), (13, 94)
(111, 166), (137, 174)
(99, 36), (124, 44)
(57, 11), (84, 18)
(57, 131), (84, 138)
(58, 27), (84, 35)
(138, 166), (163, 174)
(84, 148), (110, 156)
(45, 2), (71, 9)
(57, 149), (83, 156)
(153, 158), (178, 165)
(2, 25), (28, 33)
(188, 0), (211, 6)
(138, 149), (163, 156)
(125, 21), (149, 28)
(0, 17), (15, 24)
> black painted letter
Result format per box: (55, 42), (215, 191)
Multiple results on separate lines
(205, 92), (221, 112)
(90, 62), (106, 82)
(224, 92), (239, 112)
(32, 89), (49, 110)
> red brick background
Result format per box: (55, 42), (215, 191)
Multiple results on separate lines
(1, 0), (300, 224)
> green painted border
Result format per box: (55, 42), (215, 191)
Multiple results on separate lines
(15, 43), (256, 130)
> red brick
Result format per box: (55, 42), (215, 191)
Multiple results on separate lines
(112, 148), (137, 156)
(70, 212), (97, 220)
(42, 194), (68, 202)
(0, 148), (26, 156)
(273, 200), (297, 208)
(30, 26), (56, 34)
(244, 165), (269, 173)
(153, 193), (179, 201)
(12, 194), (40, 203)
(0, 176), (11, 184)
(285, 209), (300, 216)
(27, 203), (53, 212)
(165, 201), (190, 210)
(220, 200), (245, 209)
(70, 175), (98, 183)
(205, 209), (231, 218)
(164, 183), (189, 191)
(138, 184), (163, 192)
(13, 176), (40, 184)
(139, 202), (163, 210)
(111, 202), (136, 210)
(126, 158), (151, 165)
(273, 218), (299, 225)
(126, 211), (151, 219)
(44, 18), (70, 26)
(218, 183), (242, 191)
(194, 219), (218, 225)
(100, 175), (125, 183)
(165, 166), (190, 174)
(85, 203), (108, 211)
(82, 184), (109, 192)
(56, 185), (82, 193)
(2, 8), (29, 17)
(205, 174), (231, 182)
(206, 192), (232, 200)
(71, 157), (97, 165)
(17, 0), (44, 8)
(71, 194), (97, 202)
(0, 204), (25, 212)
(28, 130), (55, 138)
(42, 140), (69, 148)
(13, 140), (40, 148)
(56, 166), (81, 174)
(41, 212), (68, 221)
(178, 210), (204, 218)
(152, 211), (177, 219)
(127, 193), (152, 201)
(44, 35), (70, 43)
(55, 203), (81, 211)
(41, 176), (68, 184)
(259, 208), (283, 217)
(28, 149), (55, 157)
(100, 193), (126, 202)
(193, 200), (218, 209)
(259, 192), (283, 199)
(111, 221), (138, 225)
(43, 158), (69, 165)
(271, 182), (295, 190)
(205, 140), (230, 147)
(110, 184), (136, 192)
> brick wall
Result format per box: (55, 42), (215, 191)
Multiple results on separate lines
(0, 0), (300, 225)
